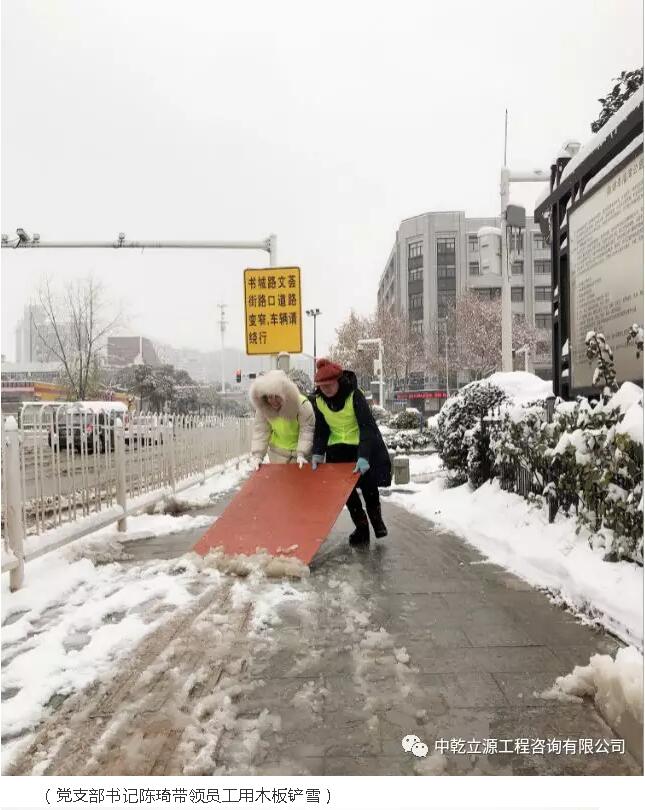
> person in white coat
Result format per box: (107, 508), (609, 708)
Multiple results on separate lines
(248, 370), (315, 468)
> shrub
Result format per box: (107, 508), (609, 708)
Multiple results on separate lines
(491, 393), (643, 564)
(390, 409), (422, 430)
(436, 382), (508, 484)
(371, 404), (391, 424)
(385, 429), (436, 453)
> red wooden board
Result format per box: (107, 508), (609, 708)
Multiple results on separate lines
(193, 463), (358, 563)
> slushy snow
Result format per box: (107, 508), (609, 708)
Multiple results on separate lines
(389, 475), (643, 648)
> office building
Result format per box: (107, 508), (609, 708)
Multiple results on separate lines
(378, 210), (552, 399)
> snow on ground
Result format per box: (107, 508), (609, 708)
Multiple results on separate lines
(2, 549), (207, 748)
(408, 454), (444, 478)
(162, 463), (253, 511)
(2, 460), (311, 773)
(542, 646), (642, 721)
(389, 473), (643, 649)
(541, 646), (643, 758)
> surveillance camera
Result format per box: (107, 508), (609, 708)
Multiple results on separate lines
(16, 228), (31, 243)
(561, 140), (581, 158)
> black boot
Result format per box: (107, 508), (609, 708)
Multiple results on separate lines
(348, 507), (370, 545)
(367, 505), (388, 538)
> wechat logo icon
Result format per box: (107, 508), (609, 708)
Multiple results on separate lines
(402, 734), (428, 757)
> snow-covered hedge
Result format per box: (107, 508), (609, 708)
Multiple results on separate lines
(385, 429), (436, 453)
(434, 373), (643, 564)
(490, 384), (643, 564)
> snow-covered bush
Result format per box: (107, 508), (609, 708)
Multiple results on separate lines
(436, 382), (508, 484)
(389, 409), (422, 430)
(586, 330), (619, 399)
(370, 404), (391, 424)
(489, 401), (555, 502)
(491, 385), (643, 564)
(386, 429), (436, 453)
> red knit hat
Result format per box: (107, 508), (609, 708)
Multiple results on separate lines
(314, 358), (343, 383)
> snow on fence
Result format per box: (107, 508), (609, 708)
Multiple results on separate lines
(1, 403), (252, 589)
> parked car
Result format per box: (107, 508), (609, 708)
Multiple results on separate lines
(124, 414), (174, 446)
(48, 402), (128, 454)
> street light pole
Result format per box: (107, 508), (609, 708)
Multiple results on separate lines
(305, 308), (321, 362)
(441, 320), (450, 397)
(218, 303), (227, 394)
(500, 167), (550, 372)
(378, 341), (384, 407)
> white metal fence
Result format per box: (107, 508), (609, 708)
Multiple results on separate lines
(2, 403), (253, 590)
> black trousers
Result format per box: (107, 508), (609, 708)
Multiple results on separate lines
(325, 443), (381, 524)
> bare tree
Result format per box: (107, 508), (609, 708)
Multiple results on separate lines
(425, 292), (542, 382)
(34, 274), (122, 400)
(328, 310), (374, 380)
(375, 304), (425, 388)
(330, 307), (425, 388)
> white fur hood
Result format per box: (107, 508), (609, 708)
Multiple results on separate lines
(249, 370), (304, 421)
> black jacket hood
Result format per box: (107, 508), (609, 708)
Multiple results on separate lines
(314, 369), (358, 399)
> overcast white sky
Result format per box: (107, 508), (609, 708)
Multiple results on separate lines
(1, 0), (643, 363)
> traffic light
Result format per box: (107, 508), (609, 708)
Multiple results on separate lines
(236, 369), (242, 383)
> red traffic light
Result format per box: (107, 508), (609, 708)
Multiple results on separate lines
(235, 369), (242, 383)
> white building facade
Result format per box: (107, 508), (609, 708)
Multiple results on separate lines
(378, 210), (552, 391)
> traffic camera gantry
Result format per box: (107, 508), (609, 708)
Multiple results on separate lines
(1, 230), (278, 265)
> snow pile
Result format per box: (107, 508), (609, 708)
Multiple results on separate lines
(486, 371), (553, 404)
(202, 548), (310, 580)
(409, 454), (443, 478)
(389, 477), (643, 648)
(541, 646), (643, 758)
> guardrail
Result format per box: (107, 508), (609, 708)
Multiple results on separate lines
(1, 404), (252, 590)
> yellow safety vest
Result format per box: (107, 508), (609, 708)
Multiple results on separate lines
(268, 395), (307, 451)
(316, 392), (360, 446)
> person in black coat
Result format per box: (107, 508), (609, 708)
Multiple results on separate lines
(311, 358), (391, 544)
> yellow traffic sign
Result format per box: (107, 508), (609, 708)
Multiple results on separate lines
(243, 266), (303, 355)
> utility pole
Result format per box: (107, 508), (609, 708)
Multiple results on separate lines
(218, 304), (227, 394)
(442, 320), (450, 397)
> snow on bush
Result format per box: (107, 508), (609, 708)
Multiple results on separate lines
(436, 381), (508, 485)
(384, 429), (436, 454)
(433, 371), (643, 565)
(490, 383), (644, 564)
(389, 409), (422, 430)
(486, 371), (553, 403)
(370, 404), (391, 425)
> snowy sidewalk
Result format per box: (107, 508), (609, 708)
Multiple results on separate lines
(3, 484), (641, 776)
